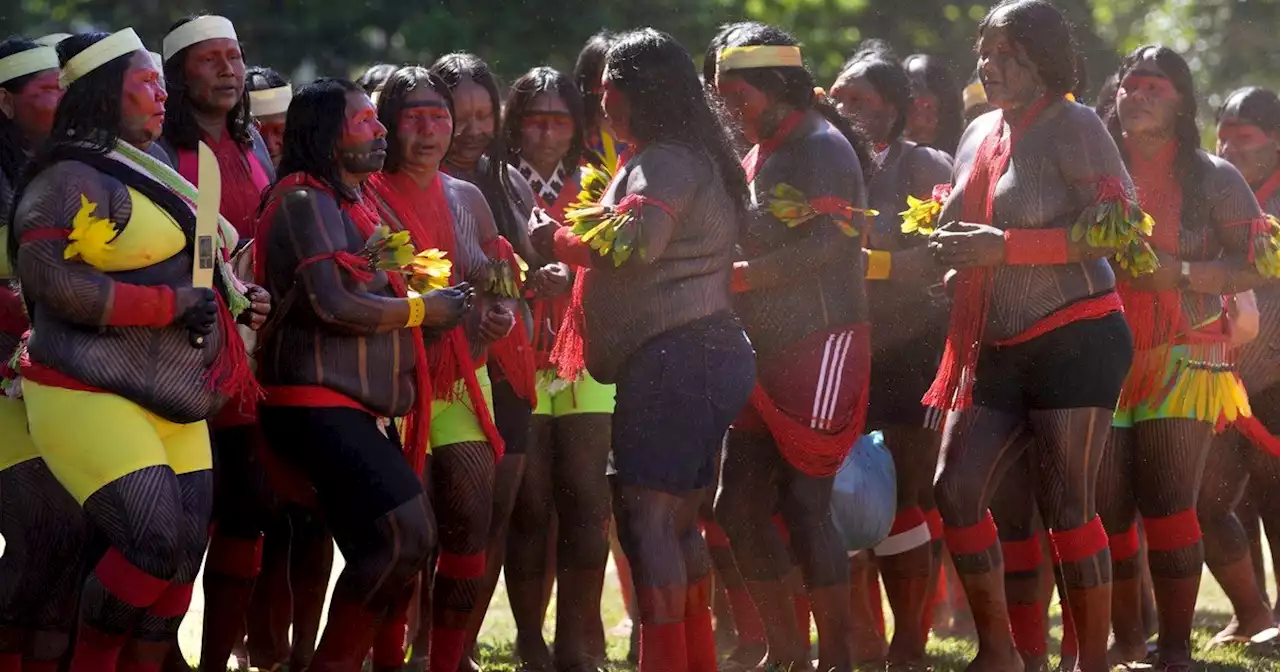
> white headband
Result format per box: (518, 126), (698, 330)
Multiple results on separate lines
(149, 52), (164, 70)
(35, 33), (72, 47)
(0, 47), (58, 86)
(249, 85), (292, 117)
(60, 28), (145, 89)
(163, 16), (238, 63)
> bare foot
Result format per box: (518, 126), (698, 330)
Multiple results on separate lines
(1107, 639), (1151, 667)
(964, 646), (1025, 672)
(1206, 613), (1277, 648)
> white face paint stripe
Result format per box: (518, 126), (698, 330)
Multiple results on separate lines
(810, 334), (838, 430)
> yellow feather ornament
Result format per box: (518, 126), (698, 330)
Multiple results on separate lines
(64, 195), (119, 268)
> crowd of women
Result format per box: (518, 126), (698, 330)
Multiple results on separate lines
(4, 0), (1280, 671)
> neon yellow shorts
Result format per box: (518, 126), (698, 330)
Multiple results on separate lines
(1112, 344), (1248, 428)
(0, 396), (38, 472)
(533, 370), (616, 417)
(429, 366), (495, 451)
(24, 380), (212, 503)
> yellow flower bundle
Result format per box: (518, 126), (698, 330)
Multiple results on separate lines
(767, 183), (874, 237)
(365, 224), (453, 292)
(1250, 215), (1280, 279)
(1069, 177), (1159, 276)
(900, 184), (952, 237)
(563, 163), (639, 267)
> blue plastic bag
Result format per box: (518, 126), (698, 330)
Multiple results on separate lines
(830, 431), (897, 552)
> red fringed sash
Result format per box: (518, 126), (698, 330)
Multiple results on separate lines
(483, 235), (537, 405)
(364, 171), (505, 460)
(257, 172), (433, 472)
(922, 96), (1055, 413)
(548, 170), (676, 382)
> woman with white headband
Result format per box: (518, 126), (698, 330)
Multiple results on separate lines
(146, 16), (277, 672)
(245, 65), (290, 168)
(10, 28), (267, 671)
(0, 34), (87, 672)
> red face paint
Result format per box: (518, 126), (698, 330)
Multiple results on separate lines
(255, 113), (286, 167)
(449, 80), (494, 167)
(339, 91), (388, 175)
(1217, 118), (1279, 188)
(395, 87), (453, 171)
(120, 54), (168, 146)
(1116, 60), (1180, 137)
(182, 38), (246, 115)
(600, 74), (632, 144)
(12, 68), (61, 143)
(716, 75), (768, 143)
(519, 91), (576, 171)
(976, 23), (1040, 111)
(830, 72), (894, 145)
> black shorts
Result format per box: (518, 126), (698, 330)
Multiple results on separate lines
(611, 313), (756, 494)
(210, 425), (271, 539)
(488, 369), (532, 456)
(260, 406), (422, 543)
(972, 311), (1133, 415)
(868, 333), (945, 430)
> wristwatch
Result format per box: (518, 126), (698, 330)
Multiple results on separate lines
(1178, 260), (1192, 290)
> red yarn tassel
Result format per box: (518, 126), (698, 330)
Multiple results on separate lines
(550, 271), (588, 382)
(204, 292), (263, 404)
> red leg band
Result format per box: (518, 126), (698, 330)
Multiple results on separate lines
(95, 547), (170, 608)
(1109, 525), (1141, 562)
(372, 602), (410, 667)
(1001, 534), (1044, 573)
(725, 587), (766, 645)
(428, 627), (466, 672)
(1003, 228), (1069, 266)
(69, 624), (128, 672)
(702, 521), (731, 549)
(640, 621), (688, 672)
(924, 508), (944, 541)
(890, 506), (928, 536)
(684, 578), (716, 672)
(1142, 510), (1202, 552)
(1008, 602), (1048, 656)
(206, 535), (264, 580)
(148, 582), (194, 619)
(944, 511), (998, 556)
(436, 551), (486, 580)
(1048, 517), (1109, 565)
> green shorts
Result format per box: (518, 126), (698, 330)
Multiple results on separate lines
(533, 369), (616, 417)
(1112, 343), (1249, 428)
(429, 365), (495, 451)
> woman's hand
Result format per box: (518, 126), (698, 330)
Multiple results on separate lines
(238, 284), (272, 331)
(528, 263), (571, 299)
(478, 303), (516, 343)
(421, 283), (475, 330)
(528, 208), (562, 262)
(1123, 251), (1179, 291)
(175, 287), (218, 335)
(929, 221), (1007, 268)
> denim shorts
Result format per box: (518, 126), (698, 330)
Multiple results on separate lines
(611, 312), (757, 494)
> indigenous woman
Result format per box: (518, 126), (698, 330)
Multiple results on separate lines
(255, 77), (471, 671)
(529, 28), (756, 672)
(902, 53), (965, 157)
(924, 2), (1144, 670)
(12, 28), (265, 670)
(711, 22), (874, 671)
(575, 32), (630, 171)
(1098, 46), (1280, 670)
(429, 52), (556, 671)
(150, 16), (279, 671)
(246, 66), (290, 169)
(830, 40), (954, 670)
(1195, 85), (1280, 649)
(362, 64), (518, 672)
(0, 35), (86, 672)
(499, 65), (615, 672)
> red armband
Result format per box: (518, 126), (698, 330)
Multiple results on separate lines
(552, 226), (597, 269)
(1003, 228), (1069, 266)
(108, 284), (175, 328)
(731, 264), (750, 293)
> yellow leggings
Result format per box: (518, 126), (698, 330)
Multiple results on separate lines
(428, 365), (495, 452)
(0, 396), (38, 472)
(24, 381), (212, 504)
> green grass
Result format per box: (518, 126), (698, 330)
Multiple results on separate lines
(180, 551), (1280, 671)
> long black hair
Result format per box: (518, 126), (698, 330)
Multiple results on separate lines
(977, 0), (1078, 98)
(503, 66), (592, 170)
(604, 28), (749, 212)
(161, 15), (253, 151)
(1218, 87), (1280, 135)
(0, 37), (44, 183)
(47, 32), (137, 155)
(574, 31), (613, 137)
(357, 63), (398, 96)
(840, 39), (913, 144)
(273, 77), (363, 204)
(430, 52), (526, 242)
(1106, 46), (1209, 233)
(902, 53), (964, 155)
(719, 22), (873, 176)
(245, 65), (287, 94)
(378, 66), (455, 174)
(702, 22), (754, 90)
